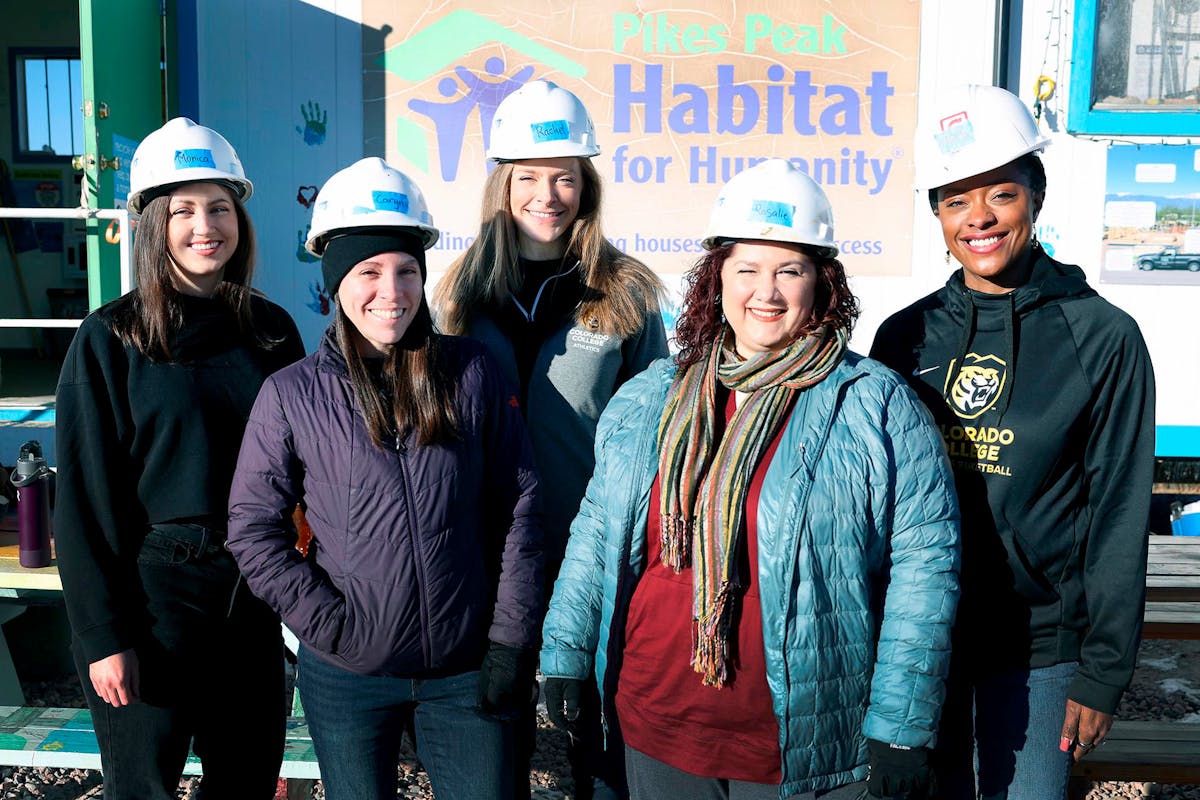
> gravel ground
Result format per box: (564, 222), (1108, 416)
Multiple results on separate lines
(5, 639), (1198, 799)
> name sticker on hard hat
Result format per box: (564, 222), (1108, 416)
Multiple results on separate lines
(934, 114), (976, 155)
(173, 149), (216, 169)
(530, 120), (571, 143)
(748, 200), (795, 227)
(372, 191), (410, 213)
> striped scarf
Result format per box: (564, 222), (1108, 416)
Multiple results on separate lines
(656, 325), (847, 686)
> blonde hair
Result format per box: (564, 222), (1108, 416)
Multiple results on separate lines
(435, 158), (662, 339)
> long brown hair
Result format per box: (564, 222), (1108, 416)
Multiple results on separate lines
(333, 294), (458, 448)
(435, 158), (662, 338)
(109, 182), (278, 360)
(673, 242), (860, 368)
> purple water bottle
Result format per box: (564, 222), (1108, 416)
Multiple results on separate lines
(10, 441), (51, 568)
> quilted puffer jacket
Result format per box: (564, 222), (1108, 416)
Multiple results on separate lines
(229, 331), (543, 677)
(540, 352), (960, 797)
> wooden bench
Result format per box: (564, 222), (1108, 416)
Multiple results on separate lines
(1069, 535), (1200, 791)
(1071, 720), (1200, 783)
(0, 705), (320, 778)
(1144, 535), (1200, 639)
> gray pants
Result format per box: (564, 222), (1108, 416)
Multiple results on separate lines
(625, 745), (867, 800)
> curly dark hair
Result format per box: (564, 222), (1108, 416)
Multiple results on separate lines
(673, 242), (860, 368)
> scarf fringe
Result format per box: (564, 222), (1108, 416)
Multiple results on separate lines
(692, 586), (735, 687)
(660, 515), (692, 572)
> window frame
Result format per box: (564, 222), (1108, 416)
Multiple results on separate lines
(1068, 0), (1200, 136)
(8, 46), (84, 164)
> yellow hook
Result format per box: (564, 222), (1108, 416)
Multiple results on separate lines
(1035, 76), (1056, 102)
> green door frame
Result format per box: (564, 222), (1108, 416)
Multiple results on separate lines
(78, 0), (171, 309)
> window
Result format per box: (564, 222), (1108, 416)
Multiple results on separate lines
(10, 49), (84, 161)
(1069, 0), (1200, 135)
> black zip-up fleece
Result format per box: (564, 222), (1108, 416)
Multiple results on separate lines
(870, 249), (1155, 713)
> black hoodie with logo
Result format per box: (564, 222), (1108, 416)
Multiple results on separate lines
(870, 249), (1155, 714)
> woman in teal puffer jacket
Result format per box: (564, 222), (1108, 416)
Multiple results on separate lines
(540, 160), (961, 800)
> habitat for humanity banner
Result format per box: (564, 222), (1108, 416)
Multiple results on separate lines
(364, 1), (918, 276)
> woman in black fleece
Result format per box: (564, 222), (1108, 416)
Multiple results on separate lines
(870, 85), (1155, 800)
(53, 118), (304, 800)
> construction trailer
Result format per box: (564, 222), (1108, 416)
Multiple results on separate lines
(0, 0), (1196, 477)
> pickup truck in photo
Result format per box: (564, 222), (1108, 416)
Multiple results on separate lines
(1138, 247), (1200, 272)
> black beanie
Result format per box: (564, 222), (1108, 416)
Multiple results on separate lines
(322, 231), (427, 296)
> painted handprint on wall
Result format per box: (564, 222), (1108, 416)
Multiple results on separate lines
(297, 228), (320, 263)
(306, 282), (331, 315)
(296, 101), (328, 146)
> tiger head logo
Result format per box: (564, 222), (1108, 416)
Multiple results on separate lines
(947, 354), (1007, 419)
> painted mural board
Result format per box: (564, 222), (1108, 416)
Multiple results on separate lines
(1101, 143), (1200, 286)
(362, 1), (919, 285)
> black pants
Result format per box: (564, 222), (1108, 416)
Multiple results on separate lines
(74, 524), (287, 800)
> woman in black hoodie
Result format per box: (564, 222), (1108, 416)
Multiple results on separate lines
(870, 84), (1155, 800)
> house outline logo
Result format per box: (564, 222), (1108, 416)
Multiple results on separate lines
(378, 10), (588, 181)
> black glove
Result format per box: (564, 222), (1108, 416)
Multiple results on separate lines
(476, 642), (537, 719)
(542, 676), (584, 739)
(866, 739), (936, 800)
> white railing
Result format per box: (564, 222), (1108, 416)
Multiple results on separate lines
(0, 207), (132, 328)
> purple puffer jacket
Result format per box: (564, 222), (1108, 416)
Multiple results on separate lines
(228, 331), (544, 677)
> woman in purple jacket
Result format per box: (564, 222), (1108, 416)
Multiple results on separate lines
(227, 158), (544, 800)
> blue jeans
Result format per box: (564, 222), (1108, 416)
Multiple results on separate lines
(297, 647), (512, 800)
(935, 661), (1077, 800)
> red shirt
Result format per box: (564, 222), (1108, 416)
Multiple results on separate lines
(615, 390), (792, 783)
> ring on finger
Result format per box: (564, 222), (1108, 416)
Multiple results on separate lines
(1078, 741), (1094, 751)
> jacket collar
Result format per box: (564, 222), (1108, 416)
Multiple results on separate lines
(315, 326), (351, 379)
(944, 246), (1095, 317)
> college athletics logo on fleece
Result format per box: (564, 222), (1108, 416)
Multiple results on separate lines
(945, 353), (1006, 420)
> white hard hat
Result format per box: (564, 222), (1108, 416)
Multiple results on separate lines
(914, 84), (1051, 191)
(127, 117), (252, 214)
(306, 157), (439, 256)
(702, 159), (837, 257)
(486, 80), (600, 162)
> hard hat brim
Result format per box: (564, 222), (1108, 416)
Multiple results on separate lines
(128, 176), (253, 215)
(306, 224), (440, 257)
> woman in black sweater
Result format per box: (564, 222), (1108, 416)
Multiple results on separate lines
(53, 118), (305, 800)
